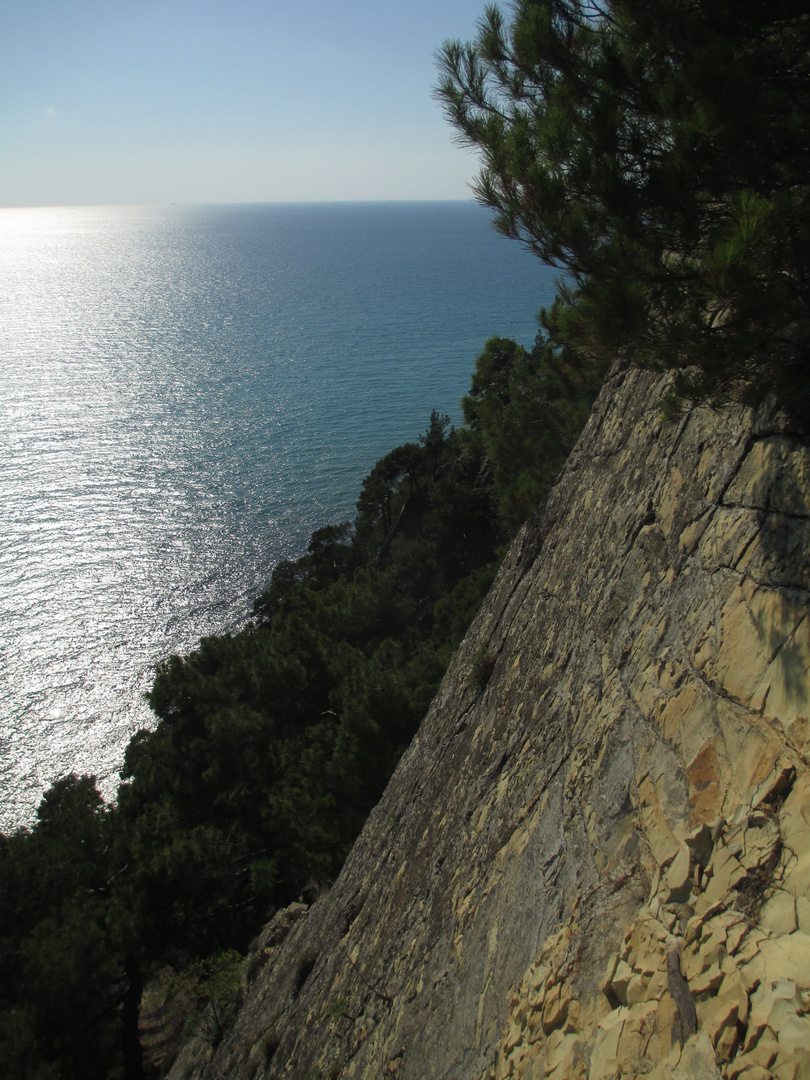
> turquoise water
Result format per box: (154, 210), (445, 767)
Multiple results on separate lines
(0, 201), (555, 828)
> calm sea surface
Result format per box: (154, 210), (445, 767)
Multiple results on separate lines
(0, 201), (555, 830)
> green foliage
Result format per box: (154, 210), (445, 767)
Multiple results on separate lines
(436, 0), (810, 413)
(462, 334), (606, 527)
(469, 645), (498, 692)
(326, 997), (351, 1021)
(167, 949), (243, 1047)
(115, 414), (505, 940)
(0, 776), (142, 1080)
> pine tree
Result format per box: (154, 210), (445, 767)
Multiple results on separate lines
(436, 0), (810, 413)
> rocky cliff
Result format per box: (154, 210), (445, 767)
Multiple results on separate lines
(170, 364), (810, 1080)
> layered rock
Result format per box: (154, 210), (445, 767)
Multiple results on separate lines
(170, 365), (810, 1080)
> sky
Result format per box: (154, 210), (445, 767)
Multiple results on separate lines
(0, 0), (493, 208)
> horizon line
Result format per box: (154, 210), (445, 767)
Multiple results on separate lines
(0, 196), (480, 213)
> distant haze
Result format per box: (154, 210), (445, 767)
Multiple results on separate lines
(0, 0), (488, 208)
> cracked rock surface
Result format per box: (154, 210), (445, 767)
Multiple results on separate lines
(169, 366), (810, 1080)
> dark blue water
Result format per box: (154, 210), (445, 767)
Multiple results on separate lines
(0, 201), (555, 828)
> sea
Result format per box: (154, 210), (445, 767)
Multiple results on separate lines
(0, 200), (556, 831)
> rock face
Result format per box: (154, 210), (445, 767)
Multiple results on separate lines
(170, 365), (810, 1080)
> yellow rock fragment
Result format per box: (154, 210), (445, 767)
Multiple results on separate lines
(721, 954), (738, 978)
(781, 776), (810, 888)
(694, 848), (746, 917)
(772, 1047), (810, 1080)
(689, 960), (724, 999)
(796, 896), (810, 934)
(526, 1009), (545, 1042)
(713, 1016), (740, 1062)
(751, 1035), (781, 1071)
(645, 1043), (683, 1080)
(607, 959), (633, 1006)
(785, 852), (810, 898)
(736, 928), (771, 971)
(731, 1067), (775, 1080)
(728, 1050), (775, 1080)
(740, 816), (782, 873)
(669, 1030), (724, 1079)
(600, 953), (618, 995)
(684, 822), (715, 867)
(742, 932), (810, 991)
(627, 967), (668, 1006)
(703, 990), (743, 1062)
(543, 1029), (580, 1078)
(652, 992), (679, 1059)
(588, 1019), (624, 1080)
(542, 982), (568, 1034)
(684, 913), (704, 947)
(760, 888), (798, 936)
(750, 759), (796, 811)
(663, 845), (693, 903)
(722, 970), (750, 1025)
(636, 938), (666, 977)
(727, 919), (751, 955)
(638, 775), (682, 868)
(697, 923), (729, 970)
(503, 1016), (524, 1054)
(682, 943), (705, 983)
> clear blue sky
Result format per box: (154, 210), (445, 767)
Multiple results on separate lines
(0, 0), (491, 208)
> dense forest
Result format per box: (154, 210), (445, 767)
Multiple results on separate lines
(2, 0), (808, 1076)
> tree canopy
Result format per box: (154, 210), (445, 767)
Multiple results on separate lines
(462, 334), (605, 528)
(436, 0), (810, 412)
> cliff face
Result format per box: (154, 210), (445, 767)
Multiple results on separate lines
(171, 365), (810, 1080)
